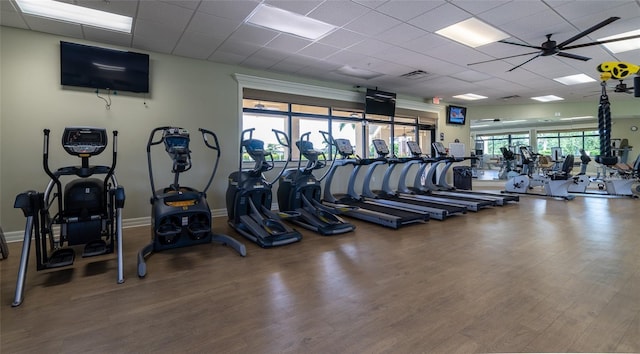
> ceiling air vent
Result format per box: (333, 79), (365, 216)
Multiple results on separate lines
(500, 95), (521, 100)
(400, 70), (430, 80)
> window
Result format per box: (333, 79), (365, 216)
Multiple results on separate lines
(536, 130), (599, 157)
(242, 96), (433, 161)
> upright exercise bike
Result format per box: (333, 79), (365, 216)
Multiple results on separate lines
(138, 127), (246, 278)
(277, 131), (356, 235)
(226, 128), (302, 247)
(12, 127), (125, 307)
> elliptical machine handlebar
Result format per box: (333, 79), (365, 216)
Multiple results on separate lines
(198, 128), (221, 195)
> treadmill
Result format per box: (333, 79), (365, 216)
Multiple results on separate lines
(360, 139), (467, 221)
(397, 142), (495, 212)
(428, 142), (519, 205)
(321, 134), (428, 229)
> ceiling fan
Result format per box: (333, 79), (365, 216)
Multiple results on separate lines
(468, 17), (640, 72)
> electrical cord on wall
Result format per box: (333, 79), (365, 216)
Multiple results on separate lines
(96, 89), (112, 110)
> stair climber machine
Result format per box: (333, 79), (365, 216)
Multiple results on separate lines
(138, 127), (246, 277)
(321, 133), (428, 229)
(427, 142), (518, 206)
(12, 127), (125, 307)
(359, 139), (467, 221)
(226, 128), (302, 247)
(276, 132), (356, 235)
(504, 146), (576, 200)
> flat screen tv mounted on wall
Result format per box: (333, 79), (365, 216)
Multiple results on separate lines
(365, 89), (396, 117)
(446, 105), (467, 125)
(60, 41), (150, 93)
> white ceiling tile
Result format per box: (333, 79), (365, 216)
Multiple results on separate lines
(162, 0), (202, 11)
(173, 31), (224, 59)
(133, 19), (183, 53)
(376, 1), (444, 21)
(264, 0), (324, 15)
(266, 34), (313, 52)
(186, 12), (240, 37)
(198, 0), (261, 21)
(325, 50), (368, 66)
(347, 38), (397, 56)
(426, 43), (498, 66)
(0, 8), (28, 29)
(307, 1), (370, 26)
(137, 0), (194, 29)
(450, 70), (493, 83)
(318, 29), (365, 49)
(297, 42), (341, 59)
(270, 57), (309, 73)
(376, 23), (429, 45)
(83, 27), (133, 48)
(448, 0), (510, 15)
(476, 1), (549, 26)
(345, 10), (402, 36)
(75, 0), (138, 17)
(408, 3), (470, 32)
(352, 0), (388, 9)
(208, 51), (246, 65)
(228, 24), (279, 46)
(214, 40), (262, 57)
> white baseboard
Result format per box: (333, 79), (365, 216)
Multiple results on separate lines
(3, 208), (230, 243)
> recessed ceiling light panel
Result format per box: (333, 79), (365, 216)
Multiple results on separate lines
(452, 93), (488, 100)
(599, 29), (640, 53)
(531, 95), (564, 102)
(246, 4), (336, 40)
(553, 74), (596, 85)
(436, 18), (510, 48)
(15, 0), (132, 33)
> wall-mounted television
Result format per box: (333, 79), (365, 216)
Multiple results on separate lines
(446, 105), (467, 125)
(60, 41), (150, 93)
(365, 89), (396, 117)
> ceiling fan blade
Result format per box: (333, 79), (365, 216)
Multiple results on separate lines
(562, 33), (640, 50)
(497, 40), (543, 50)
(556, 51), (591, 61)
(467, 51), (541, 66)
(557, 16), (619, 48)
(507, 53), (543, 72)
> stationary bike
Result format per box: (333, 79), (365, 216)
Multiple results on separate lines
(12, 127), (125, 307)
(226, 128), (302, 248)
(277, 131), (355, 236)
(138, 127), (246, 278)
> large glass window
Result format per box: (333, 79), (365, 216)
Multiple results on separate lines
(242, 98), (432, 161)
(536, 130), (599, 157)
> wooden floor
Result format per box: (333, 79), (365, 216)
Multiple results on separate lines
(1, 193), (639, 353)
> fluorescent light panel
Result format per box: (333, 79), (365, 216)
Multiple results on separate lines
(436, 18), (510, 48)
(531, 95), (564, 102)
(15, 0), (132, 33)
(598, 29), (640, 53)
(502, 120), (527, 124)
(470, 124), (490, 128)
(452, 93), (488, 100)
(560, 116), (594, 121)
(246, 4), (336, 40)
(553, 74), (596, 85)
(335, 65), (383, 80)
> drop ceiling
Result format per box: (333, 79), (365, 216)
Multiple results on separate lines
(1, 0), (639, 108)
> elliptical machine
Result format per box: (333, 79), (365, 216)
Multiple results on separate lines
(277, 131), (355, 236)
(226, 128), (302, 247)
(138, 127), (246, 278)
(12, 127), (125, 307)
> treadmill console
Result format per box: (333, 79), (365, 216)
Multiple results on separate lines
(432, 142), (447, 157)
(334, 139), (354, 157)
(406, 141), (422, 156)
(372, 139), (389, 156)
(62, 127), (108, 156)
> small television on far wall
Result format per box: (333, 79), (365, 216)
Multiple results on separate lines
(446, 105), (467, 125)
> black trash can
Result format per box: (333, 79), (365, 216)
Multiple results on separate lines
(453, 166), (473, 190)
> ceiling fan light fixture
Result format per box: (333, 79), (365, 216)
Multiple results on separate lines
(531, 95), (564, 102)
(553, 74), (596, 85)
(598, 29), (640, 53)
(436, 18), (509, 48)
(452, 93), (488, 100)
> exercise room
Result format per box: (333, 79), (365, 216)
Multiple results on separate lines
(1, 1), (639, 352)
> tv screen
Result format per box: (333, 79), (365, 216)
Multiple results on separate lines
(446, 105), (467, 125)
(365, 89), (396, 117)
(60, 41), (150, 93)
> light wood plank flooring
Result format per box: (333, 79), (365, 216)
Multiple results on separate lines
(1, 193), (639, 353)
